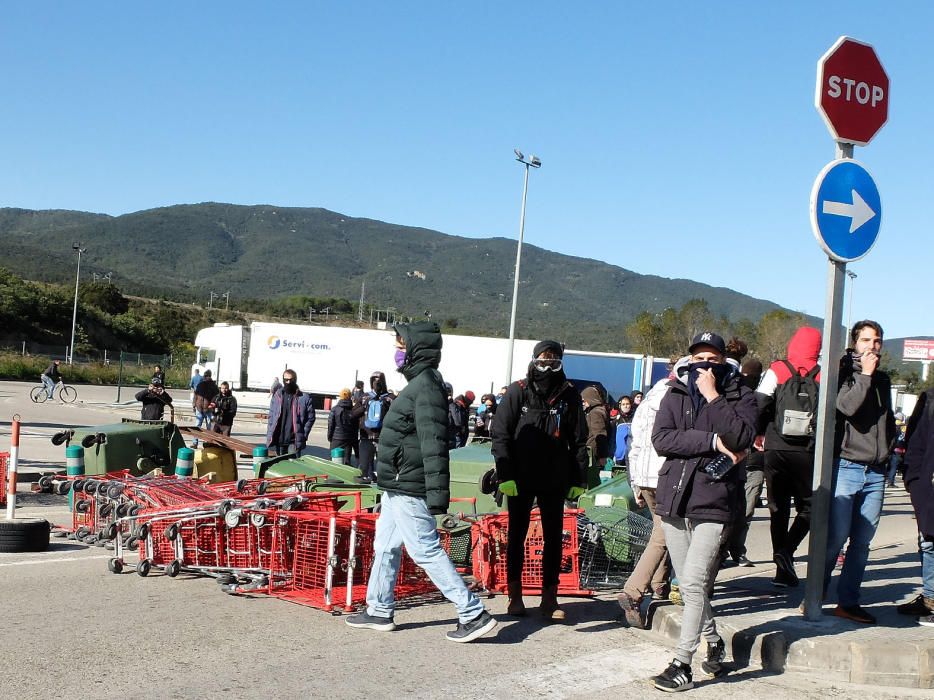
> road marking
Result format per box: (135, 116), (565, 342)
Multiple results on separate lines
(0, 554), (110, 568)
(421, 639), (664, 699)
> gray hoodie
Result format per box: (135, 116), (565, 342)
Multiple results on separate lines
(835, 367), (896, 466)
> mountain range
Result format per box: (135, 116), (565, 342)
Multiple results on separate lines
(0, 203), (811, 351)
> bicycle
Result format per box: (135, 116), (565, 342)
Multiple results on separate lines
(30, 380), (78, 404)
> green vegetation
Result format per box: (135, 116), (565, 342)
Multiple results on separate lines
(0, 204), (816, 352)
(0, 353), (191, 388)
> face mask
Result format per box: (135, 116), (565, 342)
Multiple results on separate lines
(394, 348), (407, 369)
(283, 380), (297, 394)
(686, 361), (732, 410)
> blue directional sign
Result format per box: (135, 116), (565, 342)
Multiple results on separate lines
(810, 159), (882, 262)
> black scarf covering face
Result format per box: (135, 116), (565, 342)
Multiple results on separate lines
(686, 361), (733, 413)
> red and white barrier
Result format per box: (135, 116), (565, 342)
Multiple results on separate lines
(6, 415), (20, 519)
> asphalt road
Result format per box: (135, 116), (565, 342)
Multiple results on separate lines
(0, 381), (925, 699)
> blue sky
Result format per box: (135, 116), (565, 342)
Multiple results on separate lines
(2, 2), (929, 340)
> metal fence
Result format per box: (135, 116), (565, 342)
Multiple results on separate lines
(1, 341), (177, 368)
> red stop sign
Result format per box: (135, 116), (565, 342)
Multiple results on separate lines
(815, 36), (889, 146)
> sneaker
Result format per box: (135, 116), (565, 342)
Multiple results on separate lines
(833, 605), (877, 625)
(652, 658), (694, 692)
(701, 637), (727, 677)
(734, 555), (754, 568)
(445, 610), (498, 643)
(345, 611), (396, 631)
(919, 614), (934, 627)
(617, 592), (645, 629)
(897, 594), (934, 617)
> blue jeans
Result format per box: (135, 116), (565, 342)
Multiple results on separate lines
(823, 458), (886, 606)
(921, 535), (934, 600)
(195, 408), (213, 430)
(365, 491), (483, 624)
(41, 374), (55, 398)
(886, 454), (901, 486)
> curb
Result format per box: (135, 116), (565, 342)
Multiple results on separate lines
(647, 602), (934, 689)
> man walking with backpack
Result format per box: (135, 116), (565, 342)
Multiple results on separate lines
(357, 371), (392, 483)
(755, 327), (821, 587)
(492, 340), (589, 622)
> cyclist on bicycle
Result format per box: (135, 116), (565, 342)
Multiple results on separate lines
(41, 359), (63, 399)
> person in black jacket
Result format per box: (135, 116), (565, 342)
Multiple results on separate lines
(649, 332), (757, 692)
(327, 388), (357, 465)
(356, 371), (392, 483)
(492, 340), (589, 621)
(41, 359), (63, 399)
(899, 389), (934, 624)
(136, 378), (173, 421)
(211, 382), (238, 436)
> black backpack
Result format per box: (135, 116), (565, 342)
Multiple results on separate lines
(774, 361), (820, 442)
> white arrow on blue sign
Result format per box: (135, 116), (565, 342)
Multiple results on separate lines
(809, 159), (882, 262)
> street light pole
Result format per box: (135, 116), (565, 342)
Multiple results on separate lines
(505, 149), (541, 385)
(845, 270), (857, 332)
(68, 244), (87, 365)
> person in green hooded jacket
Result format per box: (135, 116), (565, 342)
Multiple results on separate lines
(346, 321), (497, 643)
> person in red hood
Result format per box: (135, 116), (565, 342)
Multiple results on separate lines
(755, 326), (822, 589)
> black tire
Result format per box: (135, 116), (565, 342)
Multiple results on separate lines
(72, 478), (86, 493)
(137, 522), (150, 539)
(30, 386), (48, 403)
(125, 536), (139, 551)
(106, 483), (125, 499)
(75, 500), (91, 514)
(56, 481), (72, 496)
(38, 475), (53, 492)
(84, 480), (99, 495)
(108, 558), (123, 574)
(235, 478), (247, 492)
(129, 504), (142, 517)
(257, 481), (269, 495)
(60, 385), (77, 403)
(166, 560), (181, 578)
(81, 434), (97, 449)
(0, 519), (51, 553)
(74, 525), (92, 540)
(137, 559), (151, 577)
(164, 523), (179, 541)
(103, 523), (118, 540)
(99, 503), (113, 518)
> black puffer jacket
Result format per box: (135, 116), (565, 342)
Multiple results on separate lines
(652, 374), (757, 523)
(492, 373), (588, 495)
(328, 398), (358, 444)
(375, 322), (451, 511)
(905, 389), (934, 540)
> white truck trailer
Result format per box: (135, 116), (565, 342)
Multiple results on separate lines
(192, 321), (667, 408)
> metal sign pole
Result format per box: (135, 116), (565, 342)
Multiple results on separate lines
(803, 141), (853, 621)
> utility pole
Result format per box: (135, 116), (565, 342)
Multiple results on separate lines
(208, 291), (218, 309)
(357, 280), (366, 322)
(222, 291), (230, 310)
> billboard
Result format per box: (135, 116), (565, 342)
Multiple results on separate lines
(903, 339), (934, 361)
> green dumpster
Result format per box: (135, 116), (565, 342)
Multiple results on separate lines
(66, 420), (186, 476)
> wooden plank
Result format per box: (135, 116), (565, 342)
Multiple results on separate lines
(178, 427), (259, 456)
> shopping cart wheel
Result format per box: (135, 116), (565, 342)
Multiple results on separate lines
(257, 481), (269, 495)
(115, 502), (129, 517)
(83, 480), (99, 495)
(74, 526), (92, 541)
(108, 558), (123, 574)
(103, 523), (118, 540)
(72, 478), (86, 493)
(99, 503), (113, 518)
(84, 535), (99, 545)
(55, 481), (71, 496)
(75, 500), (91, 513)
(129, 504), (142, 517)
(136, 559), (151, 577)
(224, 510), (242, 528)
(217, 500), (234, 518)
(164, 523), (179, 541)
(137, 523), (150, 539)
(235, 478), (247, 492)
(280, 496), (300, 511)
(38, 475), (53, 492)
(166, 560), (181, 578)
(440, 515), (458, 530)
(249, 513), (266, 527)
(216, 573), (236, 585)
(106, 483), (125, 499)
(125, 536), (139, 551)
